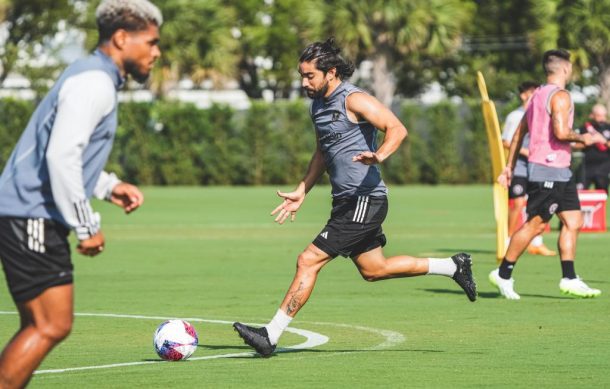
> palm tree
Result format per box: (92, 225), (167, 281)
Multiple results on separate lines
(531, 0), (610, 110)
(327, 0), (475, 105)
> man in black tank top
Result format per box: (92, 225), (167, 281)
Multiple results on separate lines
(234, 38), (476, 357)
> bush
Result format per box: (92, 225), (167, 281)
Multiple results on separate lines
(0, 97), (596, 186)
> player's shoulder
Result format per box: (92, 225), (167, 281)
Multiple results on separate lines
(549, 88), (572, 108)
(506, 107), (525, 120)
(60, 70), (116, 100)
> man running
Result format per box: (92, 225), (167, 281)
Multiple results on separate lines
(502, 81), (556, 256)
(0, 1), (162, 386)
(233, 38), (476, 357)
(492, 49), (604, 300)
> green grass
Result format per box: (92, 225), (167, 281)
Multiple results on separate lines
(1, 186), (609, 388)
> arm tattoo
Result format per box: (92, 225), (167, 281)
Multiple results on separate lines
(286, 282), (305, 315)
(552, 108), (583, 142)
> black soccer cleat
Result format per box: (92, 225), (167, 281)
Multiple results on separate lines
(451, 252), (477, 302)
(233, 322), (276, 357)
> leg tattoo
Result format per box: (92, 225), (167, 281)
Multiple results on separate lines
(286, 282), (305, 315)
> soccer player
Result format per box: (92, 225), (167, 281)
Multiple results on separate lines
(502, 81), (556, 256)
(233, 38), (476, 357)
(0, 0), (162, 386)
(492, 49), (605, 300)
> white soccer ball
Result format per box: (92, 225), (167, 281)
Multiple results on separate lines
(153, 319), (198, 361)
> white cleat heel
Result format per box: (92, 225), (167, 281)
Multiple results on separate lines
(489, 269), (521, 300)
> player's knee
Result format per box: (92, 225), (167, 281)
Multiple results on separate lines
(359, 268), (384, 282)
(37, 316), (73, 343)
(563, 216), (583, 231)
(296, 252), (318, 273)
(534, 223), (547, 235)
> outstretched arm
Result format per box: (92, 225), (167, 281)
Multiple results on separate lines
(271, 140), (326, 224)
(347, 92), (407, 165)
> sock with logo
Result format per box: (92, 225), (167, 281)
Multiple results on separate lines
(498, 258), (516, 280)
(265, 309), (293, 345)
(427, 258), (457, 277)
(560, 260), (576, 279)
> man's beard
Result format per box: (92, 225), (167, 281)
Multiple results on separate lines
(305, 80), (329, 99)
(124, 59), (150, 84)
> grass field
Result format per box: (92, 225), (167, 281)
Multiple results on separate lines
(1, 186), (609, 388)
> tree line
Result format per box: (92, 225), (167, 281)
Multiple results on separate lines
(0, 98), (595, 186)
(1, 1), (610, 108)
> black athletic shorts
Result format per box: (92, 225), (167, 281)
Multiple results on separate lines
(312, 196), (388, 259)
(526, 179), (580, 222)
(509, 176), (528, 199)
(0, 217), (73, 303)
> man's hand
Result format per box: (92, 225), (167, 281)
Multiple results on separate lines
(497, 166), (512, 189)
(583, 131), (607, 146)
(353, 151), (383, 165)
(110, 183), (144, 214)
(77, 231), (105, 257)
(271, 189), (305, 224)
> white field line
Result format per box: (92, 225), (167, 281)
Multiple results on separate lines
(302, 321), (405, 350)
(0, 311), (328, 375)
(0, 312), (405, 374)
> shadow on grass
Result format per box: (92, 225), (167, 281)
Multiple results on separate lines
(198, 344), (252, 350)
(434, 248), (496, 255)
(224, 348), (445, 359)
(146, 347), (446, 361)
(421, 288), (571, 300)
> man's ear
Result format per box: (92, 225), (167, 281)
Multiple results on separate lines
(326, 67), (337, 81)
(111, 29), (128, 50)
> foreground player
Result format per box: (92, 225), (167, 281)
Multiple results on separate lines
(492, 49), (604, 300)
(234, 38), (476, 357)
(0, 0), (162, 386)
(502, 81), (555, 256)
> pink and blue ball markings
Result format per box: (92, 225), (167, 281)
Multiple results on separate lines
(154, 320), (199, 361)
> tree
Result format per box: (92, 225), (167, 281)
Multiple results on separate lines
(0, 0), (79, 87)
(229, 0), (325, 98)
(530, 0), (610, 110)
(440, 0), (541, 100)
(81, 0), (241, 96)
(326, 0), (475, 105)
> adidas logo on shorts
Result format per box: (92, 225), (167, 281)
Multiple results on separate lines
(320, 231), (328, 239)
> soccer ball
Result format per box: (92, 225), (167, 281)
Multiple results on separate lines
(153, 319), (198, 361)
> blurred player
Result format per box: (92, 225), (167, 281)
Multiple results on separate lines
(233, 38), (476, 357)
(502, 81), (556, 256)
(0, 0), (162, 386)
(577, 104), (610, 192)
(492, 49), (605, 300)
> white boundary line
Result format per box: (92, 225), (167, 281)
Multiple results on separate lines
(0, 311), (328, 375)
(302, 321), (405, 351)
(0, 312), (406, 375)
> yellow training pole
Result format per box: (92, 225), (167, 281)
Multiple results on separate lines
(476, 71), (508, 263)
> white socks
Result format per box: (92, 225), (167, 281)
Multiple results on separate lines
(265, 309), (293, 345)
(427, 258), (457, 277)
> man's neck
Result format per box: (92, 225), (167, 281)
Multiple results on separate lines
(323, 79), (343, 99)
(547, 75), (566, 89)
(98, 44), (126, 78)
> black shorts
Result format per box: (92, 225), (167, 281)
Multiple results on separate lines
(526, 179), (581, 222)
(312, 196), (388, 259)
(0, 217), (73, 303)
(509, 176), (528, 199)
